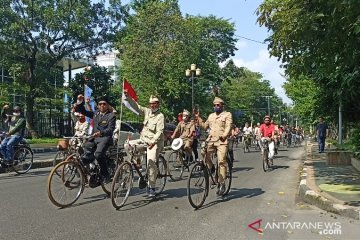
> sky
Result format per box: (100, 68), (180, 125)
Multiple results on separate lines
(178, 0), (291, 104)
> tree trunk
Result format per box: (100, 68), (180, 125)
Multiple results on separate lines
(25, 57), (39, 138)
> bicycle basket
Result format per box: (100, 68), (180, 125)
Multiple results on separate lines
(57, 139), (69, 151)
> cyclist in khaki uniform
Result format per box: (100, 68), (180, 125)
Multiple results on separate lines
(171, 109), (195, 159)
(123, 90), (165, 198)
(195, 97), (233, 195)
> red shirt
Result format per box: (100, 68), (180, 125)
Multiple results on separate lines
(260, 123), (275, 138)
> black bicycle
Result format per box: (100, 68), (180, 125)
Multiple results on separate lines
(262, 138), (272, 172)
(0, 132), (33, 174)
(167, 146), (194, 181)
(47, 141), (125, 208)
(187, 141), (232, 209)
(110, 143), (167, 209)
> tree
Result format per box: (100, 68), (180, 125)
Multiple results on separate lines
(0, 0), (128, 137)
(257, 0), (360, 122)
(220, 61), (283, 126)
(69, 64), (117, 106)
(115, 0), (237, 120)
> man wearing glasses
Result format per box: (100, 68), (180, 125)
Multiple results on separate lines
(75, 96), (116, 183)
(194, 97), (233, 196)
(0, 105), (26, 165)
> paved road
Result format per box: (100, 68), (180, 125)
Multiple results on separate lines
(0, 144), (359, 240)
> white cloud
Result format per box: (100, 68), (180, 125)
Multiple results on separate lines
(235, 40), (248, 50)
(232, 49), (292, 104)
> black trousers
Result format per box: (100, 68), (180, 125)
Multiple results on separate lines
(192, 138), (199, 160)
(83, 137), (112, 176)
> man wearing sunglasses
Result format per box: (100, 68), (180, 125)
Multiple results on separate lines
(194, 97), (233, 196)
(0, 106), (26, 165)
(75, 96), (116, 183)
(123, 90), (165, 198)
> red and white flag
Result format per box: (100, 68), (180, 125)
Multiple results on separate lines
(122, 79), (139, 115)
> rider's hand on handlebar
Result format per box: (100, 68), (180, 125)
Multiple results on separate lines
(219, 136), (226, 142)
(148, 142), (155, 150)
(92, 131), (101, 138)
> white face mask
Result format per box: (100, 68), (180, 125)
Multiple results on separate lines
(77, 100), (83, 105)
(13, 112), (20, 116)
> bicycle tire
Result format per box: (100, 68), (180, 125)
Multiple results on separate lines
(167, 151), (184, 181)
(187, 162), (209, 209)
(53, 151), (68, 167)
(100, 157), (121, 196)
(223, 155), (232, 196)
(12, 146), (33, 174)
(110, 161), (133, 209)
(155, 155), (167, 195)
(47, 160), (85, 208)
(262, 149), (269, 172)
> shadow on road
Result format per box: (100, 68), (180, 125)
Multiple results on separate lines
(0, 169), (50, 181)
(198, 187), (265, 210)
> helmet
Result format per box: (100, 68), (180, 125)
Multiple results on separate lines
(171, 138), (183, 151)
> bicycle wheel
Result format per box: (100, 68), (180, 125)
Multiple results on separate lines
(262, 149), (269, 172)
(111, 161), (133, 209)
(167, 151), (184, 181)
(12, 147), (33, 174)
(187, 162), (209, 209)
(223, 156), (232, 196)
(154, 155), (167, 195)
(53, 151), (68, 167)
(47, 161), (85, 208)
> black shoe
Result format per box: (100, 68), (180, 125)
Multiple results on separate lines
(210, 165), (215, 174)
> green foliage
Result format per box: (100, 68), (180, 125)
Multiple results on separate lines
(116, 0), (237, 120)
(27, 138), (59, 144)
(221, 61), (284, 125)
(0, 0), (128, 136)
(257, 0), (360, 123)
(69, 64), (118, 105)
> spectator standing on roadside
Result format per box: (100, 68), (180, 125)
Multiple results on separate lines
(316, 117), (328, 153)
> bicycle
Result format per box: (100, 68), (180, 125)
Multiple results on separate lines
(53, 136), (86, 167)
(110, 142), (167, 209)
(47, 138), (125, 208)
(262, 138), (272, 172)
(0, 132), (33, 174)
(187, 141), (232, 209)
(243, 134), (252, 153)
(167, 139), (194, 181)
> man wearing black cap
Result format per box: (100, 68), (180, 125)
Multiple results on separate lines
(0, 105), (26, 164)
(75, 96), (116, 182)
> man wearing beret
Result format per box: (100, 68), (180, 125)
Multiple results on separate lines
(123, 90), (165, 198)
(75, 96), (116, 183)
(194, 97), (233, 196)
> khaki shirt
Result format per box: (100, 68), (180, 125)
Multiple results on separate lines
(125, 96), (165, 145)
(174, 120), (195, 141)
(198, 111), (233, 144)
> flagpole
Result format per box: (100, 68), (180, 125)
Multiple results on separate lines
(117, 80), (125, 156)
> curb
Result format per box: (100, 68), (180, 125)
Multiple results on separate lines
(299, 143), (360, 220)
(32, 147), (58, 153)
(0, 159), (54, 174)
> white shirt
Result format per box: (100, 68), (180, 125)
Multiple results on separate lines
(243, 126), (252, 135)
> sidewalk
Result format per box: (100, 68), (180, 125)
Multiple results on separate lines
(30, 143), (58, 153)
(299, 141), (360, 220)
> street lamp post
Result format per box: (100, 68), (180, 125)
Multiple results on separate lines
(185, 64), (201, 112)
(262, 95), (272, 116)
